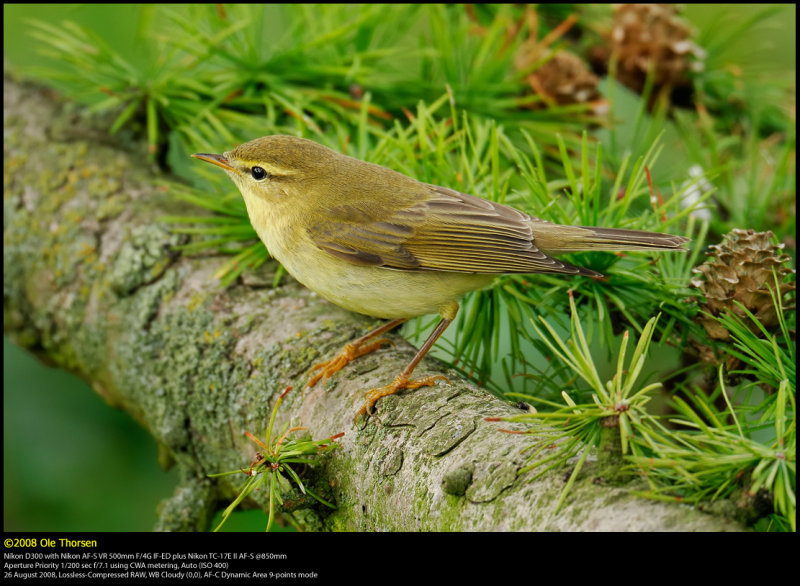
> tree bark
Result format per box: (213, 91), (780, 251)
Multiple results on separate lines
(3, 77), (743, 531)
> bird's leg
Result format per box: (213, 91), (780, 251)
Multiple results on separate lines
(357, 302), (458, 422)
(305, 317), (408, 391)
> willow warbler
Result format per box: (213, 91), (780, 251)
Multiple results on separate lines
(192, 135), (688, 422)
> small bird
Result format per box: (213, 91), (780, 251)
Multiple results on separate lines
(193, 135), (688, 422)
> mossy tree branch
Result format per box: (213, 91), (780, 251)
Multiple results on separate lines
(3, 77), (742, 531)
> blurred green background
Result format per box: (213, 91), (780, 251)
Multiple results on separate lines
(3, 339), (177, 531)
(3, 4), (795, 532)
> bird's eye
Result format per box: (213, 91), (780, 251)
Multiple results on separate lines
(251, 166), (268, 180)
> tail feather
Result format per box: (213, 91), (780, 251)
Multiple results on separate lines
(532, 221), (689, 254)
(573, 226), (690, 251)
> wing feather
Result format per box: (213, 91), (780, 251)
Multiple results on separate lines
(308, 184), (597, 276)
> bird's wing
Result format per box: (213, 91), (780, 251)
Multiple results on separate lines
(306, 184), (597, 275)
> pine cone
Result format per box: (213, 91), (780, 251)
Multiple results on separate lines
(691, 229), (796, 340)
(591, 4), (705, 107)
(511, 9), (605, 113)
(525, 50), (603, 108)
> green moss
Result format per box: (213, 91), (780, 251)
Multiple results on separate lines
(465, 460), (517, 503)
(378, 447), (404, 477)
(595, 419), (630, 485)
(108, 224), (183, 295)
(421, 413), (476, 456)
(3, 90), (159, 374)
(442, 463), (473, 496)
(95, 193), (128, 221)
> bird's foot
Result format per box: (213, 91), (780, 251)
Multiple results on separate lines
(355, 372), (450, 424)
(304, 338), (395, 391)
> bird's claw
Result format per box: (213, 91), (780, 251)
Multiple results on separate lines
(304, 338), (395, 391)
(354, 373), (450, 424)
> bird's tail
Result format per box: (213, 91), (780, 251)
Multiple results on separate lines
(532, 221), (690, 254)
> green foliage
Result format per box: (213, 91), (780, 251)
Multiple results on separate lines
(716, 279), (796, 392)
(209, 387), (341, 532)
(503, 278), (795, 528)
(503, 292), (664, 512)
(631, 379), (795, 531)
(22, 5), (602, 161)
(157, 4), (407, 151)
(691, 5), (794, 137)
(23, 6), (409, 158)
(27, 18), (186, 156)
(628, 279), (796, 529)
(672, 108), (796, 250)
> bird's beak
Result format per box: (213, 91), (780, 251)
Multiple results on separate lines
(191, 153), (235, 172)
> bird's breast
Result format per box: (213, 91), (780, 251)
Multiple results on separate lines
(248, 207), (491, 318)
